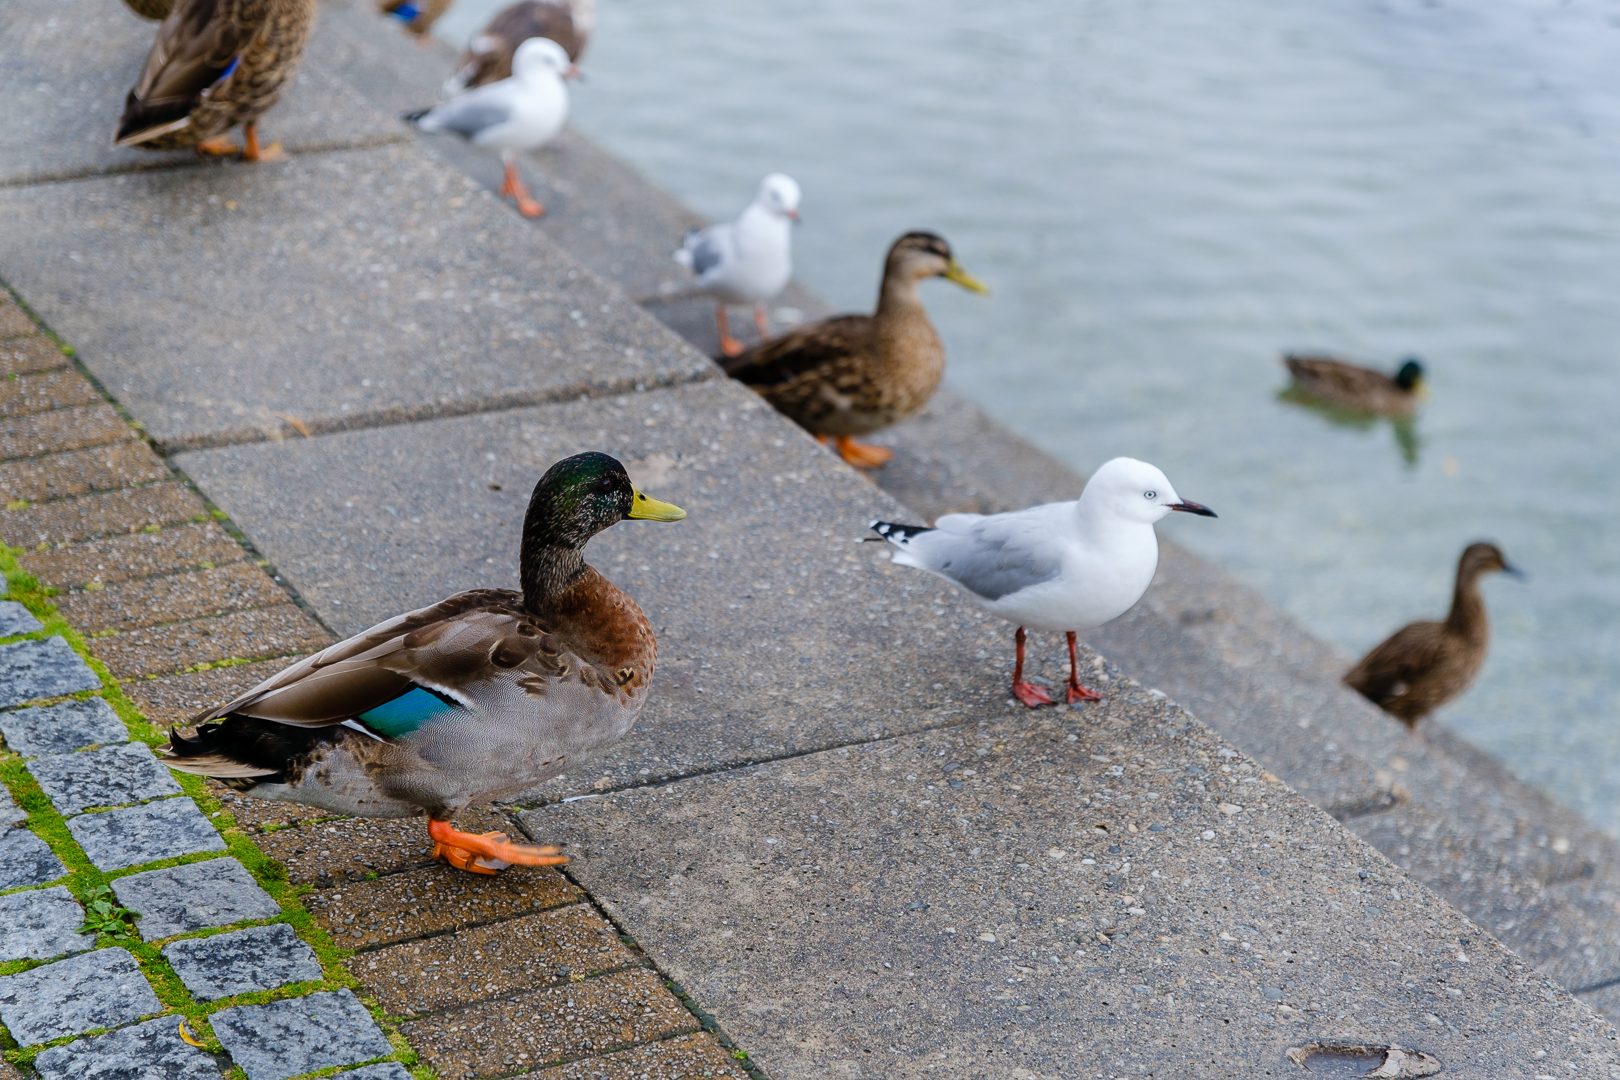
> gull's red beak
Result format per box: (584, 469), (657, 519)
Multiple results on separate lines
(786, 208), (800, 220)
(565, 64), (581, 80)
(1168, 500), (1217, 518)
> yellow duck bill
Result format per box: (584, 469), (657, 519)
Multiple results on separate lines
(628, 488), (687, 521)
(943, 259), (990, 294)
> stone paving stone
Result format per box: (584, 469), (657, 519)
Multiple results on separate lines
(258, 806), (513, 884)
(57, 562), (289, 634)
(0, 441), (170, 508)
(113, 858), (278, 940)
(0, 370), (101, 419)
(0, 697), (127, 757)
(210, 989), (392, 1080)
(402, 970), (697, 1080)
(531, 1032), (751, 1080)
(0, 0), (404, 187)
(0, 601), (42, 637)
(354, 904), (639, 1016)
(0, 483), (207, 548)
(124, 657), (306, 732)
(0, 787), (24, 825)
(4, 145), (712, 455)
(0, 825), (67, 888)
(89, 604), (330, 680)
(68, 797), (225, 871)
(0, 305), (35, 341)
(0, 404), (131, 462)
(22, 521), (247, 590)
(205, 780), (333, 832)
(27, 741), (182, 815)
(339, 1065), (413, 1080)
(0, 947), (160, 1045)
(32, 1014), (222, 1080)
(0, 335), (69, 378)
(306, 863), (580, 950)
(0, 886), (93, 962)
(162, 923), (321, 1001)
(0, 636), (101, 709)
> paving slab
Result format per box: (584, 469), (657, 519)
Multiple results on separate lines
(0, 335), (69, 377)
(0, 601), (42, 637)
(162, 923), (322, 1001)
(305, 864), (580, 950)
(27, 740), (182, 815)
(206, 779), (332, 833)
(256, 806), (512, 885)
(0, 697), (128, 758)
(31, 1014), (223, 1080)
(123, 656), (310, 731)
(0, 788), (23, 826)
(176, 380), (1016, 801)
(0, 825), (67, 888)
(0, 947), (160, 1045)
(67, 797), (226, 871)
(0, 145), (714, 455)
(0, 0), (404, 188)
(528, 685), (1620, 1079)
(0, 482), (208, 547)
(209, 989), (392, 1080)
(88, 604), (330, 680)
(353, 904), (639, 1016)
(0, 370), (102, 418)
(112, 857), (279, 940)
(0, 305), (37, 341)
(340, 1066), (413, 1080)
(0, 404), (132, 462)
(56, 562), (289, 634)
(0, 885), (93, 962)
(0, 441), (170, 507)
(21, 521), (247, 591)
(0, 636), (101, 709)
(400, 969), (698, 1080)
(530, 1033), (751, 1080)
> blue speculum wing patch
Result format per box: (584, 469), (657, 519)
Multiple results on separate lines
(357, 686), (459, 738)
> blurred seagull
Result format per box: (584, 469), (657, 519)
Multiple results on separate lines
(406, 37), (575, 219)
(674, 173), (801, 357)
(869, 457), (1216, 708)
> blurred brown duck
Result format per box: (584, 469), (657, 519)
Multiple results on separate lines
(380, 0), (593, 75)
(121, 0), (176, 20)
(115, 0), (316, 161)
(1283, 354), (1427, 417)
(1344, 542), (1523, 727)
(721, 232), (988, 470)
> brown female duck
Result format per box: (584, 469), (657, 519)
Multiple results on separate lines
(1284, 354), (1427, 417)
(115, 0), (316, 161)
(443, 0), (593, 93)
(164, 453), (685, 874)
(1344, 542), (1522, 727)
(722, 232), (987, 469)
(121, 0), (177, 20)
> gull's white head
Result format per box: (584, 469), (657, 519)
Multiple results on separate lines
(755, 173), (801, 220)
(513, 37), (575, 81)
(1080, 457), (1217, 525)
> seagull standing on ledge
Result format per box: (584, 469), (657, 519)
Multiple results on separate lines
(406, 37), (575, 219)
(674, 173), (801, 357)
(870, 457), (1216, 707)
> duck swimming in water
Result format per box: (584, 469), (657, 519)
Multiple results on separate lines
(164, 452), (685, 874)
(1344, 541), (1522, 727)
(1283, 354), (1426, 417)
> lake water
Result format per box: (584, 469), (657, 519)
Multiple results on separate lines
(433, 0), (1620, 833)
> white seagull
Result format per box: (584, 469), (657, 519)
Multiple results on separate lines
(406, 37), (575, 219)
(869, 457), (1217, 707)
(674, 173), (801, 357)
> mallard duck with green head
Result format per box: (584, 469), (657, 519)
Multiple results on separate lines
(164, 452), (685, 874)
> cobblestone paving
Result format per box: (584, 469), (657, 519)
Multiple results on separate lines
(0, 292), (751, 1078)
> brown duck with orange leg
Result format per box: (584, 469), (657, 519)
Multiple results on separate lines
(722, 232), (988, 470)
(163, 453), (685, 874)
(1344, 542), (1523, 727)
(115, 0), (315, 162)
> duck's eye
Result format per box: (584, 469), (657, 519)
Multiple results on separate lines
(598, 479), (615, 493)
(1144, 490), (1157, 500)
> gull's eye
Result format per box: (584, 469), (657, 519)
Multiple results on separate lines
(1144, 490), (1157, 500)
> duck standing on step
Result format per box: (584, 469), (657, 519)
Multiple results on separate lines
(1344, 542), (1522, 727)
(673, 174), (802, 358)
(406, 37), (575, 219)
(723, 231), (987, 469)
(443, 0), (596, 94)
(163, 452), (686, 875)
(870, 457), (1216, 707)
(1283, 354), (1427, 417)
(115, 0), (316, 161)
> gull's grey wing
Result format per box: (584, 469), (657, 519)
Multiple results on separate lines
(683, 226), (727, 277)
(416, 94), (512, 139)
(889, 510), (1066, 602)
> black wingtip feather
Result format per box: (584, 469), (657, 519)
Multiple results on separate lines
(869, 520), (932, 544)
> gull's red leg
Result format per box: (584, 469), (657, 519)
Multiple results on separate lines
(716, 305), (745, 357)
(1065, 631), (1104, 703)
(1012, 626), (1053, 708)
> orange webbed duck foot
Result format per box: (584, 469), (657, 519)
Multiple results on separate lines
(428, 819), (566, 875)
(824, 435), (894, 469)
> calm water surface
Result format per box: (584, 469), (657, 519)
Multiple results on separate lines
(435, 0), (1620, 831)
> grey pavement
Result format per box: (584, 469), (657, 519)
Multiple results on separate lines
(0, 697), (128, 758)
(0, 787), (23, 826)
(0, 637), (101, 710)
(0, 601), (42, 638)
(113, 857), (280, 941)
(27, 740), (182, 815)
(67, 797), (227, 871)
(210, 989), (392, 1080)
(0, 824), (67, 889)
(32, 1015), (222, 1080)
(162, 923), (321, 1001)
(0, 886), (93, 963)
(0, 947), (159, 1045)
